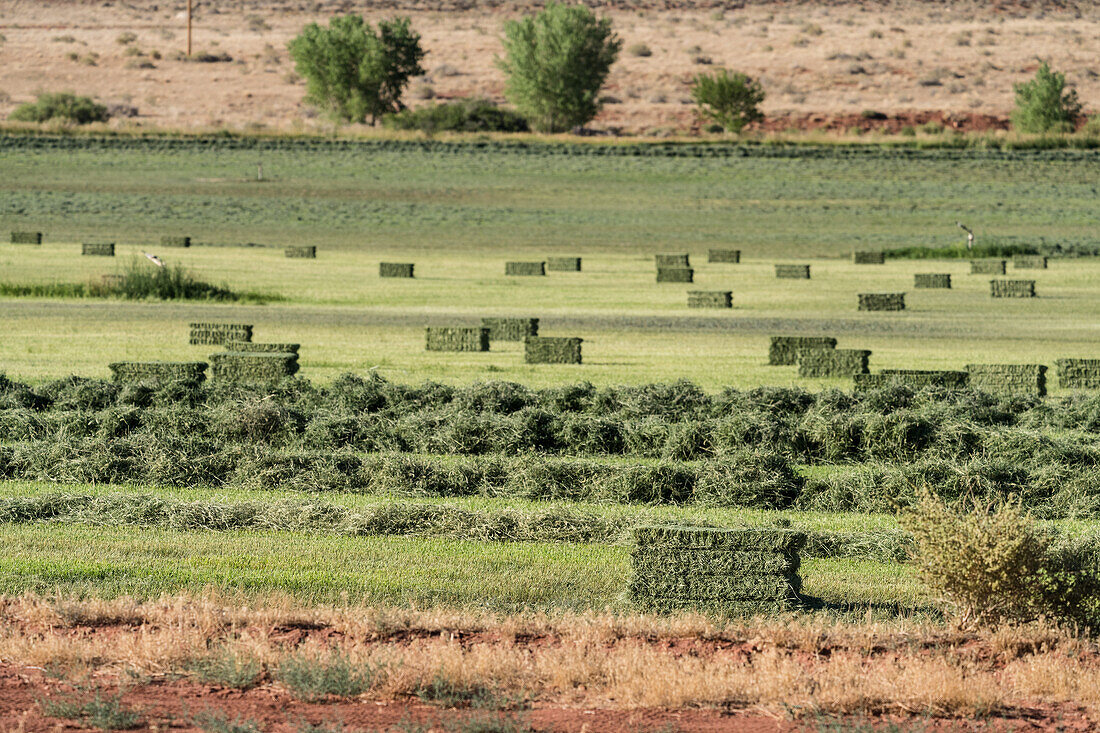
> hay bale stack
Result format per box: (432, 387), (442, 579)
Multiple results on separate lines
(524, 336), (582, 364)
(970, 259), (1006, 275)
(769, 336), (837, 366)
(189, 323), (253, 346)
(858, 293), (906, 311)
(655, 253), (690, 268)
(547, 257), (581, 272)
(854, 370), (969, 391)
(687, 291), (732, 308)
(210, 352), (299, 382)
(285, 246), (317, 259)
(967, 364), (1047, 396)
(109, 361), (207, 384)
(914, 273), (951, 289)
(380, 262), (414, 278)
(656, 267), (693, 283)
(798, 348), (871, 377)
(1056, 359), (1100, 389)
(629, 526), (805, 615)
(853, 251), (885, 264)
(1013, 255), (1048, 269)
(10, 232), (42, 245)
(775, 264), (811, 279)
(81, 243), (115, 257)
(225, 341), (301, 355)
(426, 327), (490, 352)
(481, 317), (538, 342)
(707, 249), (741, 263)
(161, 236), (191, 248)
(990, 279), (1036, 298)
(505, 261), (546, 276)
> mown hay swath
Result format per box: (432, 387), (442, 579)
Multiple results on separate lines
(285, 246), (317, 259)
(687, 291), (732, 308)
(546, 257), (581, 272)
(914, 273), (951, 289)
(210, 352), (299, 382)
(81, 243), (115, 256)
(380, 262), (414, 278)
(505, 261), (546, 276)
(990, 279), (1036, 298)
(481, 317), (538, 341)
(225, 341), (301, 355)
(970, 259), (1006, 275)
(630, 526), (805, 615)
(707, 249), (740, 263)
(853, 251), (885, 264)
(854, 370), (968, 391)
(109, 361), (207, 383)
(769, 336), (836, 366)
(656, 267), (693, 283)
(525, 336), (582, 364)
(1057, 359), (1100, 390)
(426, 327), (490, 352)
(189, 322), (253, 346)
(798, 348), (870, 377)
(10, 232), (41, 245)
(1013, 255), (1048, 269)
(966, 364), (1047, 397)
(858, 293), (906, 311)
(775, 264), (811, 279)
(655, 253), (690, 268)
(161, 236), (191, 248)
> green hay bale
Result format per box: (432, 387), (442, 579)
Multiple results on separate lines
(1056, 359), (1100, 390)
(853, 251), (885, 264)
(634, 596), (803, 615)
(546, 257), (581, 272)
(656, 267), (693, 283)
(108, 361), (207, 383)
(81, 243), (115, 256)
(426, 327), (490, 352)
(225, 341), (301, 355)
(629, 574), (802, 600)
(481, 317), (538, 341)
(209, 352), (299, 382)
(1013, 255), (1048, 269)
(854, 370), (969, 391)
(858, 293), (905, 311)
(769, 336), (837, 366)
(914, 273), (951, 289)
(161, 236), (191, 248)
(687, 291), (732, 308)
(505, 261), (546, 276)
(966, 364), (1047, 397)
(380, 262), (414, 278)
(631, 549), (800, 576)
(10, 232), (42, 245)
(970, 259), (1006, 275)
(189, 322), (253, 346)
(524, 336), (582, 364)
(990, 279), (1036, 298)
(775, 264), (811, 279)
(632, 526), (806, 553)
(285, 246), (317, 259)
(655, 253), (690, 268)
(707, 249), (740, 263)
(798, 348), (871, 377)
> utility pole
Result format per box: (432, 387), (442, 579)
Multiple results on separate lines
(187, 0), (192, 57)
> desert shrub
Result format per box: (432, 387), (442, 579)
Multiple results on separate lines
(626, 42), (652, 57)
(383, 98), (529, 133)
(38, 688), (141, 730)
(189, 648), (264, 689)
(276, 650), (381, 701)
(288, 15), (425, 124)
(498, 2), (622, 132)
(1011, 62), (1082, 133)
(690, 69), (764, 133)
(9, 92), (108, 124)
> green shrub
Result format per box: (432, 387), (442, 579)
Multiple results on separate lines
(498, 2), (621, 132)
(38, 689), (141, 730)
(1011, 62), (1081, 133)
(383, 98), (528, 133)
(9, 92), (108, 124)
(288, 15), (425, 124)
(193, 710), (264, 733)
(189, 648), (264, 689)
(690, 69), (764, 133)
(276, 650), (380, 701)
(111, 258), (238, 301)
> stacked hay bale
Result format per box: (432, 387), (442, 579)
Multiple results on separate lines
(210, 352), (299, 381)
(189, 323), (253, 346)
(687, 291), (732, 308)
(426, 327), (490, 352)
(629, 526), (805, 615)
(1013, 255), (1048, 269)
(990, 280), (1036, 298)
(481, 317), (538, 341)
(858, 293), (906, 311)
(853, 251), (885, 264)
(285, 246), (317, 259)
(547, 257), (581, 272)
(525, 336), (582, 364)
(82, 243), (115, 256)
(226, 341), (300, 355)
(775, 264), (811, 279)
(914, 273), (951, 289)
(10, 232), (42, 245)
(161, 236), (191, 248)
(380, 262), (414, 278)
(655, 254), (690, 268)
(505, 262), (546, 276)
(707, 249), (741, 263)
(1056, 359), (1100, 389)
(769, 336), (837, 366)
(656, 267), (693, 283)
(971, 259), (1006, 275)
(966, 364), (1047, 396)
(109, 362), (207, 383)
(854, 370), (969, 391)
(798, 348), (871, 377)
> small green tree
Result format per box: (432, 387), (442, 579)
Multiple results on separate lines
(498, 3), (622, 133)
(691, 70), (765, 133)
(288, 15), (425, 125)
(1011, 61), (1082, 133)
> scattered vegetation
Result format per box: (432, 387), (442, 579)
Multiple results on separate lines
(189, 648), (264, 690)
(9, 92), (108, 124)
(38, 688), (141, 730)
(383, 98), (528, 133)
(276, 650), (381, 701)
(0, 260), (243, 302)
(193, 710), (264, 733)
